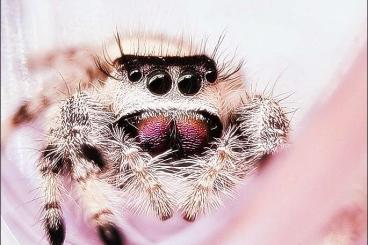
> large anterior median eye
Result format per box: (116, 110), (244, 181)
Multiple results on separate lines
(178, 71), (202, 96)
(146, 70), (172, 95)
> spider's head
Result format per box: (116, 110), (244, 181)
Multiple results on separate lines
(101, 37), (245, 158)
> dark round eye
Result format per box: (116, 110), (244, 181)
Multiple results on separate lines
(178, 72), (202, 96)
(205, 69), (217, 83)
(147, 71), (172, 95)
(127, 68), (142, 82)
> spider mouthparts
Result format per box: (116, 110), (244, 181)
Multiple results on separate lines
(116, 110), (222, 158)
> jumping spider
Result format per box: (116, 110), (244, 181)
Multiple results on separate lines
(5, 33), (290, 245)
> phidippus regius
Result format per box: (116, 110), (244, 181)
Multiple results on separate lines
(4, 33), (290, 245)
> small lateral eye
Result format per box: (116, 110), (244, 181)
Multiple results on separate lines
(127, 68), (142, 82)
(205, 69), (217, 83)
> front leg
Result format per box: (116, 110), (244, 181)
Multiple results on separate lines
(39, 91), (124, 245)
(107, 127), (175, 221)
(179, 94), (290, 221)
(1, 45), (110, 147)
(236, 94), (290, 160)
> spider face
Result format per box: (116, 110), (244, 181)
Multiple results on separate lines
(110, 55), (224, 158)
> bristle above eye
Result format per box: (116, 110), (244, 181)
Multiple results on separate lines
(95, 31), (244, 87)
(94, 55), (120, 81)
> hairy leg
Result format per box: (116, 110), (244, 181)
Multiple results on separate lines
(178, 94), (290, 221)
(178, 127), (246, 221)
(73, 173), (124, 245)
(38, 91), (125, 244)
(236, 94), (289, 159)
(39, 157), (65, 245)
(107, 127), (175, 221)
(1, 45), (109, 146)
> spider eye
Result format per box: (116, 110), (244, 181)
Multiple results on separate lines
(205, 69), (217, 83)
(127, 68), (142, 82)
(147, 70), (172, 95)
(178, 72), (202, 96)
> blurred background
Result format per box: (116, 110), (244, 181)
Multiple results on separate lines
(1, 0), (366, 244)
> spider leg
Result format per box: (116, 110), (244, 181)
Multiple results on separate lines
(39, 91), (124, 245)
(73, 172), (125, 245)
(2, 45), (109, 146)
(179, 94), (290, 221)
(235, 94), (290, 163)
(107, 128), (175, 221)
(39, 158), (65, 245)
(178, 127), (245, 221)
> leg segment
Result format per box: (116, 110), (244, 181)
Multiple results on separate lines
(179, 94), (290, 221)
(39, 158), (65, 245)
(2, 45), (109, 146)
(107, 127), (175, 221)
(39, 91), (124, 245)
(235, 95), (289, 159)
(178, 127), (246, 221)
(74, 174), (125, 245)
